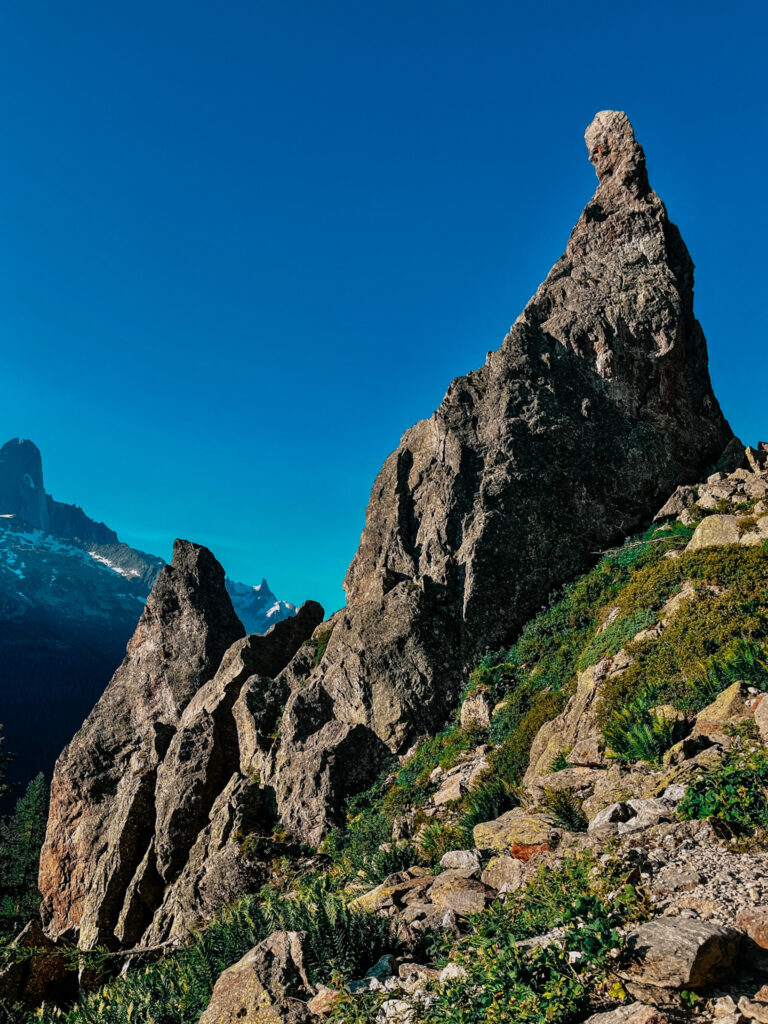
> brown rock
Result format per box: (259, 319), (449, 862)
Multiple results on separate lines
(398, 963), (440, 982)
(427, 871), (496, 916)
(0, 921), (76, 1008)
(199, 930), (314, 1024)
(481, 855), (526, 892)
(739, 998), (768, 1024)
(735, 908), (768, 949)
(306, 989), (341, 1015)
(566, 737), (606, 768)
(350, 872), (433, 914)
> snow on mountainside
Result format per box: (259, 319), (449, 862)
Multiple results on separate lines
(225, 577), (296, 635)
(0, 438), (298, 791)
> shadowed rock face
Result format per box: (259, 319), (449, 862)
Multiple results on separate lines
(264, 111), (733, 842)
(38, 539), (323, 948)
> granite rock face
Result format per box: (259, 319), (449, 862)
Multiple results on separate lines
(38, 540), (322, 948)
(267, 110), (733, 841)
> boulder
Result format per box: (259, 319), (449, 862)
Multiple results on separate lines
(199, 930), (314, 1024)
(439, 849), (481, 874)
(621, 917), (742, 992)
(366, 954), (397, 980)
(460, 690), (493, 731)
(473, 808), (558, 857)
(566, 737), (606, 768)
(427, 872), (496, 916)
(740, 517), (768, 547)
(588, 801), (633, 831)
(693, 681), (751, 740)
(754, 697), (768, 746)
(687, 516), (740, 551)
(735, 908), (768, 949)
(350, 870), (433, 913)
(481, 855), (526, 892)
(739, 999), (768, 1024)
(307, 988), (341, 1016)
(654, 486), (696, 522)
(525, 654), (631, 786)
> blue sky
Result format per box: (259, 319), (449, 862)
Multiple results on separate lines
(1, 1), (766, 615)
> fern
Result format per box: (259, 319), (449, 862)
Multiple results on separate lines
(541, 787), (588, 832)
(603, 694), (687, 766)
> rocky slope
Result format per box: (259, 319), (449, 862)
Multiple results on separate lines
(0, 439), (296, 788)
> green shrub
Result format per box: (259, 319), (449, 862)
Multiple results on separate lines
(600, 546), (768, 721)
(678, 746), (768, 833)
(373, 852), (650, 1024)
(678, 638), (768, 712)
(576, 608), (656, 672)
(548, 748), (571, 773)
(488, 687), (568, 786)
(417, 821), (468, 865)
(459, 776), (518, 837)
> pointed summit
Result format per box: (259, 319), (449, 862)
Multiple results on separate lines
(584, 109), (648, 191)
(39, 539), (245, 945)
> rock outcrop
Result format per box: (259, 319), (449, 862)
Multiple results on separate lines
(199, 930), (314, 1024)
(262, 110), (733, 841)
(38, 539), (323, 949)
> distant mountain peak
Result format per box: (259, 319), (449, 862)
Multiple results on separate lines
(0, 438), (303, 792)
(0, 438), (49, 530)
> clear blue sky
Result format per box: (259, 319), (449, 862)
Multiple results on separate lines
(1, 1), (766, 614)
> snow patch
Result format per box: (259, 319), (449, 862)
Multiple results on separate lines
(88, 552), (141, 578)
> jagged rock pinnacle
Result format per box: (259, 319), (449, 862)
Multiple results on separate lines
(584, 110), (649, 192)
(39, 539), (324, 948)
